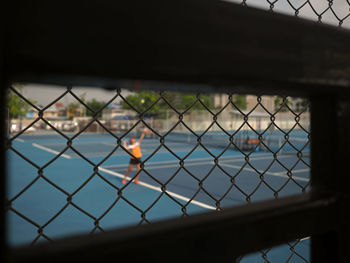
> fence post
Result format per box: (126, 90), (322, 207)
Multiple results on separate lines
(311, 94), (350, 262)
(0, 60), (7, 263)
(333, 97), (350, 262)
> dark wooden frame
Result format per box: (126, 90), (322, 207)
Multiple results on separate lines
(2, 0), (350, 262)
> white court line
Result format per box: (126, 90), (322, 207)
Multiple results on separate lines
(112, 161), (216, 171)
(72, 149), (209, 158)
(41, 141), (114, 146)
(103, 153), (291, 169)
(42, 142), (201, 158)
(15, 138), (25, 142)
(220, 163), (309, 182)
(32, 143), (72, 159)
(102, 141), (190, 147)
(98, 167), (216, 210)
(109, 161), (310, 182)
(275, 168), (309, 175)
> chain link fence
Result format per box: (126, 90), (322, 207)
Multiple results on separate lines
(5, 84), (310, 262)
(3, 1), (349, 262)
(228, 0), (350, 28)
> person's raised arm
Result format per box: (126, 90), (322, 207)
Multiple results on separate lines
(138, 129), (146, 144)
(123, 140), (129, 150)
(138, 128), (153, 144)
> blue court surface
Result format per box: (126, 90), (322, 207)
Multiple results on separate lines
(6, 132), (310, 261)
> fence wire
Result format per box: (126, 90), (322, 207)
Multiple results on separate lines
(5, 85), (310, 262)
(228, 0), (350, 28)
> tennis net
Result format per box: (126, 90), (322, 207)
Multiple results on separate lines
(148, 130), (310, 156)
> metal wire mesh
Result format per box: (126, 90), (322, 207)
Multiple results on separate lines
(228, 0), (343, 261)
(227, 0), (350, 28)
(5, 84), (310, 263)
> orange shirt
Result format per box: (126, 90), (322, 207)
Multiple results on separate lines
(129, 142), (142, 159)
(247, 138), (259, 145)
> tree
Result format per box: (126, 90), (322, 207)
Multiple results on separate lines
(290, 97), (309, 112)
(67, 102), (81, 117)
(121, 91), (162, 113)
(274, 96), (291, 112)
(7, 85), (35, 119)
(121, 91), (213, 114)
(163, 92), (212, 111)
(232, 95), (247, 110)
(86, 99), (106, 118)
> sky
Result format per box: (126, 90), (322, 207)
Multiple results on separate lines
(20, 84), (133, 107)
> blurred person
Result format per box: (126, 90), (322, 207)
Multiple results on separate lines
(122, 128), (152, 184)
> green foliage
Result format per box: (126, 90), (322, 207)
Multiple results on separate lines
(232, 95), (247, 110)
(7, 85), (35, 119)
(86, 99), (106, 117)
(164, 92), (212, 111)
(274, 97), (291, 112)
(67, 102), (81, 117)
(291, 97), (309, 112)
(121, 91), (213, 114)
(122, 91), (161, 113)
(299, 98), (309, 110)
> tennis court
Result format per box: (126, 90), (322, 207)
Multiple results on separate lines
(6, 130), (310, 261)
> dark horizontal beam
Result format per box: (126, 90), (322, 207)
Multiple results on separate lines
(7, 193), (337, 263)
(4, 0), (350, 95)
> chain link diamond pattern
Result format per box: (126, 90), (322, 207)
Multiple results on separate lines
(236, 0), (350, 27)
(6, 85), (310, 262)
